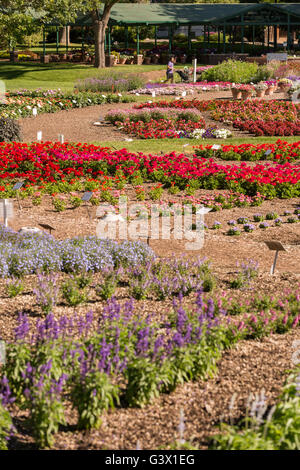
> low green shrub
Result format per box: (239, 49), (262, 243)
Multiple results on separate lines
(201, 59), (260, 84)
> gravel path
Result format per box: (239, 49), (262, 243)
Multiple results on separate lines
(19, 102), (135, 143)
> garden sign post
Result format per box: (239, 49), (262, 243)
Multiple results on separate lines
(264, 241), (286, 275)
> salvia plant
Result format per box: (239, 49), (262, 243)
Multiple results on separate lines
(5, 277), (24, 298)
(211, 369), (300, 450)
(34, 273), (60, 315)
(1, 286), (300, 448)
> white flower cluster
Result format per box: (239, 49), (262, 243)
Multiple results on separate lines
(190, 128), (232, 139)
(190, 129), (206, 139)
(213, 128), (232, 139)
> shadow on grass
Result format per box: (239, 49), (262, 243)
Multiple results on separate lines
(0, 62), (93, 82)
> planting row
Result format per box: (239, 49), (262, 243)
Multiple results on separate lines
(105, 107), (232, 140)
(137, 99), (300, 137)
(195, 140), (300, 164)
(0, 226), (154, 278)
(0, 142), (300, 199)
(1, 284), (300, 448)
(2, 89), (134, 120)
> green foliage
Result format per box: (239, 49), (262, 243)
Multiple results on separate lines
(0, 403), (12, 450)
(95, 272), (118, 300)
(125, 358), (175, 407)
(74, 272), (92, 289)
(149, 185), (164, 201)
(0, 118), (21, 142)
(69, 196), (82, 208)
(202, 273), (216, 292)
(202, 60), (259, 84)
(61, 278), (87, 307)
(266, 211), (279, 220)
(0, 11), (41, 49)
(5, 277), (24, 298)
(211, 369), (300, 450)
(52, 197), (66, 212)
(30, 393), (66, 449)
(71, 371), (120, 430)
(168, 184), (180, 195)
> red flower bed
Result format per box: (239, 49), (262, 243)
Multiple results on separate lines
(135, 99), (217, 112)
(117, 118), (206, 139)
(136, 99), (300, 137)
(232, 120), (300, 136)
(0, 142), (299, 199)
(194, 140), (300, 163)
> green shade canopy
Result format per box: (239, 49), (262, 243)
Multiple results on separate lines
(46, 3), (300, 27)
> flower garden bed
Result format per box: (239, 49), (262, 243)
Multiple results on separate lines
(1, 83), (300, 450)
(136, 99), (300, 137)
(0, 142), (300, 199)
(105, 107), (206, 139)
(0, 229), (300, 449)
(194, 140), (300, 163)
(0, 89), (134, 120)
(131, 81), (232, 96)
(0, 171), (300, 449)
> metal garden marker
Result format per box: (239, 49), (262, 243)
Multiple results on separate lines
(0, 199), (13, 227)
(13, 181), (24, 210)
(265, 149), (272, 157)
(33, 107), (38, 117)
(58, 134), (64, 144)
(265, 241), (286, 275)
(37, 131), (42, 142)
(82, 191), (93, 220)
(38, 223), (56, 235)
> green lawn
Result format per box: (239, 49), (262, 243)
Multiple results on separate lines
(0, 62), (175, 92)
(90, 136), (300, 153)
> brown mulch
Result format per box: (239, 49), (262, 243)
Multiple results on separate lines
(8, 329), (300, 449)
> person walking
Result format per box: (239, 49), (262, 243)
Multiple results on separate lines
(165, 56), (175, 83)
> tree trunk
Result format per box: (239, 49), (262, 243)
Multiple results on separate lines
(93, 18), (105, 68)
(59, 26), (70, 45)
(92, 6), (114, 68)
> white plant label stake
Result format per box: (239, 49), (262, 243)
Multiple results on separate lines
(193, 58), (197, 83)
(58, 134), (64, 144)
(37, 131), (42, 142)
(0, 199), (13, 227)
